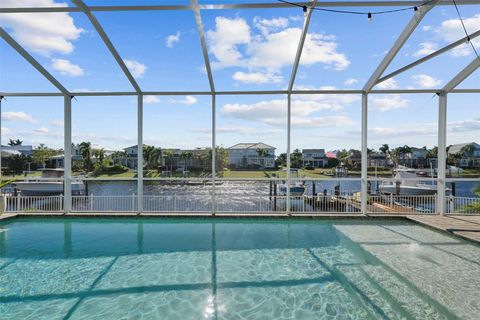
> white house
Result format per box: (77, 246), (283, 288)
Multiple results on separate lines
(302, 149), (328, 168)
(228, 143), (276, 169)
(448, 142), (480, 168)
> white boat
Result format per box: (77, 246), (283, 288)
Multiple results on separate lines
(13, 169), (85, 196)
(379, 167), (447, 196)
(278, 169), (306, 196)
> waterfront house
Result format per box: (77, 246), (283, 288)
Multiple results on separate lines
(111, 145), (147, 169)
(302, 149), (328, 168)
(397, 147), (429, 168)
(368, 152), (389, 168)
(448, 142), (480, 168)
(163, 148), (210, 171)
(228, 143), (276, 169)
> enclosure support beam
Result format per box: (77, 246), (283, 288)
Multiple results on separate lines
(2, 89), (480, 97)
(212, 94), (217, 215)
(285, 1), (317, 214)
(437, 93), (447, 215)
(191, 0), (215, 93)
(64, 96), (72, 213)
(0, 27), (69, 95)
(361, 93), (368, 215)
(72, 0), (142, 93)
(378, 29), (480, 85)
(286, 94), (292, 214)
(363, 1), (437, 92)
(1, 1), (476, 13)
(0, 97), (3, 180)
(288, 0), (317, 92)
(443, 58), (480, 92)
(137, 94), (143, 213)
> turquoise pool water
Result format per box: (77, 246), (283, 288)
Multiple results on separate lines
(1, 218), (479, 319)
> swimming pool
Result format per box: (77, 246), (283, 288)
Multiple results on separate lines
(1, 217), (479, 319)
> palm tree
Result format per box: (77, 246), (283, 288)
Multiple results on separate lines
(164, 150), (175, 173)
(181, 151), (193, 171)
(79, 141), (92, 171)
(8, 139), (22, 146)
(379, 144), (390, 156)
(92, 148), (105, 163)
(460, 143), (476, 157)
(256, 148), (268, 168)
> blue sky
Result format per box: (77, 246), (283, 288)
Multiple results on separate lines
(0, 0), (478, 153)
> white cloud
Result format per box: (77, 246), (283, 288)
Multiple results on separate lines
(366, 119), (480, 141)
(449, 119), (480, 132)
(290, 116), (353, 128)
(344, 78), (358, 86)
(50, 120), (63, 127)
(33, 126), (49, 134)
(1, 127), (12, 135)
(143, 95), (160, 104)
(206, 16), (350, 80)
(0, 0), (83, 56)
(166, 31), (180, 48)
(2, 111), (36, 123)
(232, 71), (282, 84)
(206, 17), (251, 68)
(412, 74), (443, 88)
(375, 78), (398, 89)
(191, 126), (282, 135)
(434, 14), (480, 57)
(51, 58), (84, 76)
(253, 17), (289, 35)
(248, 28), (350, 71)
(370, 95), (409, 112)
(422, 26), (432, 32)
(221, 91), (357, 128)
(123, 59), (147, 78)
(294, 85), (360, 105)
(413, 42), (438, 57)
(168, 96), (197, 105)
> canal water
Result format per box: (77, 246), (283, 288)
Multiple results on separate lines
(87, 179), (480, 198)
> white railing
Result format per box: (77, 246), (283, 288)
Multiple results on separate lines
(2, 194), (478, 214)
(367, 195), (437, 214)
(5, 195), (63, 212)
(446, 196), (480, 214)
(72, 195), (137, 212)
(143, 195), (212, 212)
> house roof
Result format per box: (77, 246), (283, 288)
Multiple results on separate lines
(325, 151), (337, 159)
(228, 143), (275, 150)
(448, 142), (480, 154)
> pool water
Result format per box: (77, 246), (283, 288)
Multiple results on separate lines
(1, 218), (479, 319)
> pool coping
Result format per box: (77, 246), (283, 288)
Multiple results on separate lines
(2, 212), (479, 244)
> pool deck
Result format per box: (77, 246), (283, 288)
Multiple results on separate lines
(1, 212), (480, 243)
(406, 214), (480, 243)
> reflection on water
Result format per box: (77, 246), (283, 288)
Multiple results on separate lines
(1, 218), (479, 319)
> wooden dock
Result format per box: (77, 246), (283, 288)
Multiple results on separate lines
(407, 215), (480, 243)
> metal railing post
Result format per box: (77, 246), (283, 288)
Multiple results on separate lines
(437, 93), (447, 215)
(286, 94), (291, 214)
(64, 95), (72, 214)
(361, 93), (368, 215)
(137, 94), (143, 213)
(211, 94), (216, 215)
